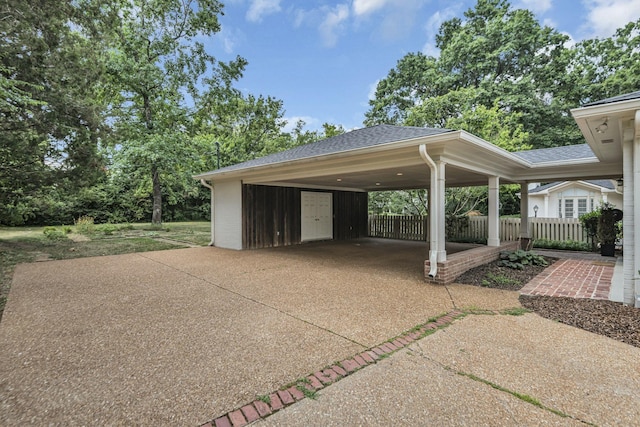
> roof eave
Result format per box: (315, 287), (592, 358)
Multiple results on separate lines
(194, 130), (459, 181)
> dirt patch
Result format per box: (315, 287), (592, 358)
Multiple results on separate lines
(520, 295), (640, 348)
(454, 258), (554, 291)
(68, 233), (90, 242)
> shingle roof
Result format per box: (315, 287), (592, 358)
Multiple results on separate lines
(200, 124), (453, 175)
(530, 179), (615, 193)
(582, 90), (640, 107)
(513, 144), (595, 164)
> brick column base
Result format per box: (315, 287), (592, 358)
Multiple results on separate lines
(425, 242), (519, 284)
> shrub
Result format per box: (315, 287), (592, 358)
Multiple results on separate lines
(75, 216), (96, 235)
(96, 224), (118, 236)
(498, 250), (548, 270)
(532, 239), (590, 252)
(43, 227), (68, 241)
(446, 215), (470, 238)
(448, 237), (487, 244)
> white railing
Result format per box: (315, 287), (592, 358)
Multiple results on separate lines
(368, 215), (588, 243)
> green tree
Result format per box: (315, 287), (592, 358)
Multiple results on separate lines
(196, 91), (288, 166)
(365, 52), (442, 126)
(0, 0), (107, 225)
(92, 0), (246, 224)
(566, 19), (640, 103)
(406, 87), (530, 151)
(366, 0), (576, 149)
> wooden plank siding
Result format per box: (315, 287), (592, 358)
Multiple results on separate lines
(242, 184), (368, 249)
(333, 190), (369, 240)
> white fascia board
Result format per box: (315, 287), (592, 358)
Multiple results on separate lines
(457, 130), (533, 167)
(438, 156), (521, 182)
(571, 98), (640, 121)
(527, 156), (599, 168)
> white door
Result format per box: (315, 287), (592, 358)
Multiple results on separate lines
(301, 191), (333, 242)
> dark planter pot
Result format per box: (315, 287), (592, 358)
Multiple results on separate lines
(600, 243), (616, 257)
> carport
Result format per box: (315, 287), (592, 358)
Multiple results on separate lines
(195, 122), (624, 285)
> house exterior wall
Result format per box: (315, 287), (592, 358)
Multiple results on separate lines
(242, 184), (368, 249)
(528, 184), (622, 218)
(213, 180), (243, 250)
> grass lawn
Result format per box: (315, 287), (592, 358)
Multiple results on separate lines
(0, 221), (211, 322)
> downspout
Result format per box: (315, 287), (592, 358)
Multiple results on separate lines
(200, 179), (215, 246)
(419, 144), (438, 278)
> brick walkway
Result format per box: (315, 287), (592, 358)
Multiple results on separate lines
(520, 251), (616, 300)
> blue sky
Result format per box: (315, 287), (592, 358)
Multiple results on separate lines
(208, 0), (640, 132)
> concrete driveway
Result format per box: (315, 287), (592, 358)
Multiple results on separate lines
(1, 239), (638, 426)
(0, 240), (518, 425)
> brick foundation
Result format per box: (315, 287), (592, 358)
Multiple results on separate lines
(424, 241), (519, 284)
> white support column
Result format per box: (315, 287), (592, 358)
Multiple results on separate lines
(520, 182), (530, 248)
(622, 126), (634, 304)
(210, 186), (215, 246)
(633, 111), (640, 307)
(488, 176), (500, 247)
(436, 160), (447, 262)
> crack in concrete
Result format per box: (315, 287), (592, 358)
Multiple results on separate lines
(407, 316), (598, 427)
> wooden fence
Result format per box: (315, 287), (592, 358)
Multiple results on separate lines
(368, 215), (589, 243)
(368, 215), (428, 241)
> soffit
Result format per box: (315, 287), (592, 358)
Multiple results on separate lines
(571, 97), (640, 163)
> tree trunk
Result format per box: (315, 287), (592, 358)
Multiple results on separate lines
(151, 165), (162, 225)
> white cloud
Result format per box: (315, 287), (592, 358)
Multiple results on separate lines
(368, 79), (380, 101)
(246, 0), (282, 23)
(293, 8), (308, 28)
(319, 4), (350, 47)
(421, 7), (458, 57)
(516, 0), (552, 13)
(353, 0), (390, 16)
(583, 0), (640, 38)
(283, 116), (321, 133)
(218, 26), (245, 54)
(377, 0), (425, 41)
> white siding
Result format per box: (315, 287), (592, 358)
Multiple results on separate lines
(213, 180), (243, 250)
(528, 183), (623, 218)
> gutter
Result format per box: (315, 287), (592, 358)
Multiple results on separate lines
(199, 179), (215, 246)
(419, 144), (438, 278)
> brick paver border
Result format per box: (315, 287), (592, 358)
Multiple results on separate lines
(201, 310), (466, 427)
(520, 258), (615, 300)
